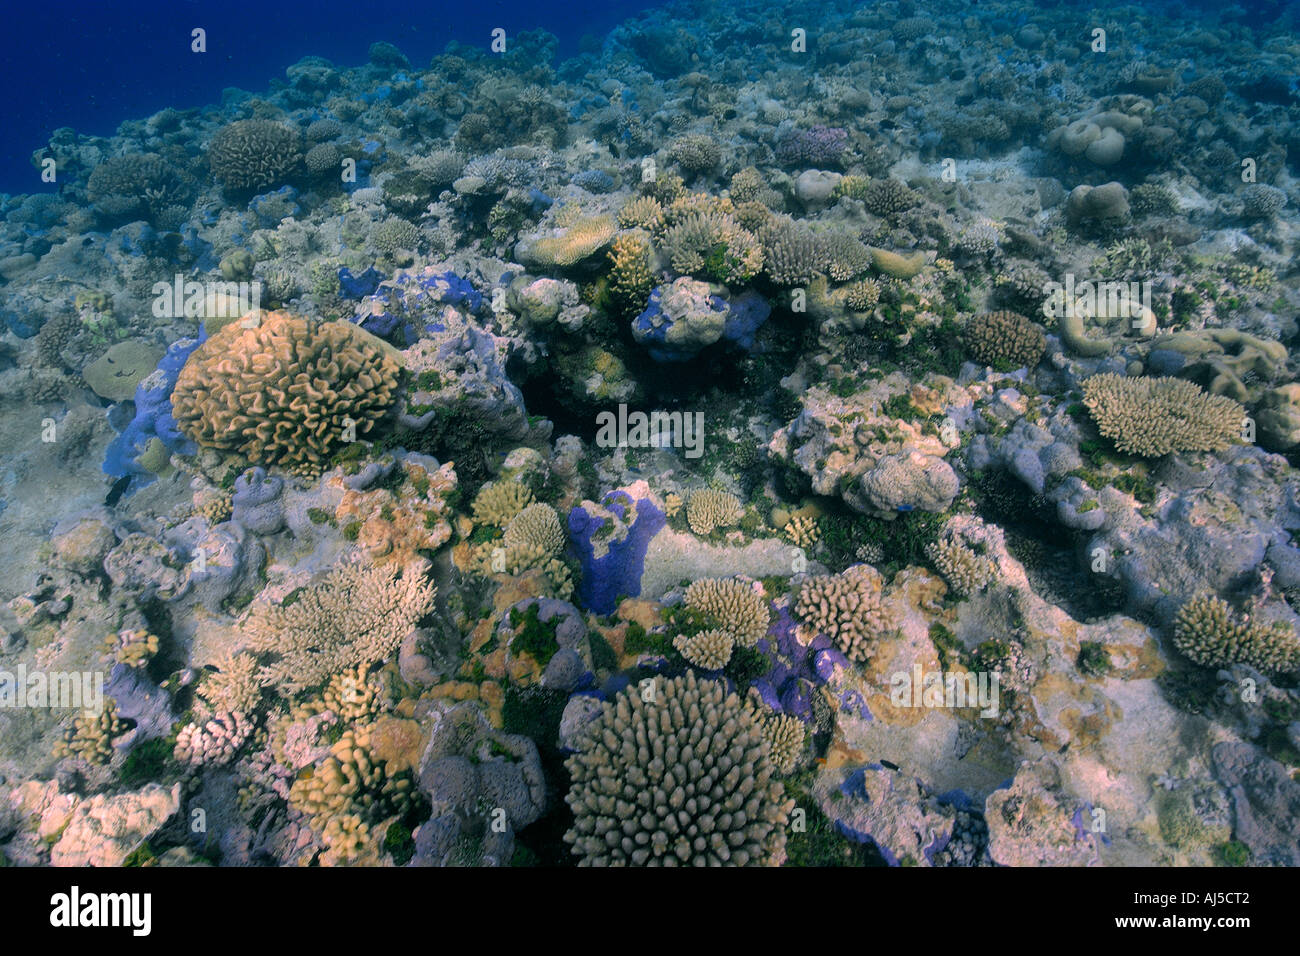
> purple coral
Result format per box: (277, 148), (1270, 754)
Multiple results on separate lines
(775, 126), (850, 168)
(749, 605), (869, 724)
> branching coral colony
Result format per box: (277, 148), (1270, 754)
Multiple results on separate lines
(2, 0), (1300, 873)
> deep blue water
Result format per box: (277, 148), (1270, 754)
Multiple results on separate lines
(0, 0), (659, 196)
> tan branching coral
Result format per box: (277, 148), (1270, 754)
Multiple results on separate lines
(926, 523), (998, 597)
(55, 702), (127, 765)
(196, 649), (263, 717)
(686, 488), (743, 535)
(684, 577), (770, 646)
(1081, 373), (1243, 457)
(103, 628), (159, 669)
(245, 558), (436, 697)
(783, 514), (821, 550)
(171, 312), (401, 475)
(503, 502), (566, 555)
(757, 712), (806, 775)
(471, 480), (535, 528)
(564, 671), (793, 866)
(617, 195), (666, 232)
(673, 628), (735, 670)
(1173, 594), (1300, 674)
(796, 565), (895, 663)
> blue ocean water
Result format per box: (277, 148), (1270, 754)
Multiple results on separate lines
(0, 0), (659, 196)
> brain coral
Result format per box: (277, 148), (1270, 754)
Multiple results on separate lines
(171, 312), (401, 474)
(207, 119), (303, 193)
(965, 310), (1046, 370)
(1081, 373), (1243, 457)
(563, 671), (793, 865)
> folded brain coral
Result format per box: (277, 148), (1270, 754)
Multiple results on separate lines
(170, 312), (400, 475)
(796, 565), (895, 663)
(1173, 594), (1300, 674)
(245, 558), (436, 697)
(1081, 373), (1244, 457)
(503, 503), (565, 555)
(687, 488), (743, 535)
(206, 119), (303, 193)
(684, 577), (770, 646)
(965, 310), (1046, 370)
(673, 628), (735, 669)
(564, 671), (793, 865)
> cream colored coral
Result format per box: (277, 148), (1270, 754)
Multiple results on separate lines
(663, 491), (683, 517)
(246, 558), (436, 698)
(795, 565), (895, 663)
(471, 480), (535, 528)
(673, 628), (735, 670)
(54, 702), (127, 765)
(783, 514), (821, 549)
(564, 672), (793, 866)
(196, 649), (263, 717)
(503, 502), (565, 555)
(104, 628), (159, 669)
(687, 488), (743, 535)
(1081, 373), (1243, 457)
(684, 577), (770, 646)
(758, 712), (806, 775)
(926, 536), (997, 596)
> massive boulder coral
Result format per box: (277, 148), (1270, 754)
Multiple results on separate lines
(206, 119), (303, 194)
(171, 311), (401, 475)
(563, 671), (793, 866)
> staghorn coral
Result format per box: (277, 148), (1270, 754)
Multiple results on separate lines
(617, 195), (666, 232)
(206, 119), (302, 193)
(1081, 374), (1244, 458)
(817, 230), (872, 281)
(686, 487), (743, 535)
(684, 577), (770, 646)
(171, 312), (401, 476)
(503, 503), (566, 556)
(471, 480), (535, 528)
(662, 211), (763, 285)
(796, 565), (895, 663)
(862, 178), (919, 218)
(965, 310), (1046, 370)
(563, 671), (793, 865)
(245, 558), (436, 698)
(607, 230), (657, 309)
(1172, 594), (1300, 674)
(673, 628), (735, 670)
(1240, 184), (1287, 221)
(759, 216), (820, 286)
(842, 278), (881, 313)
